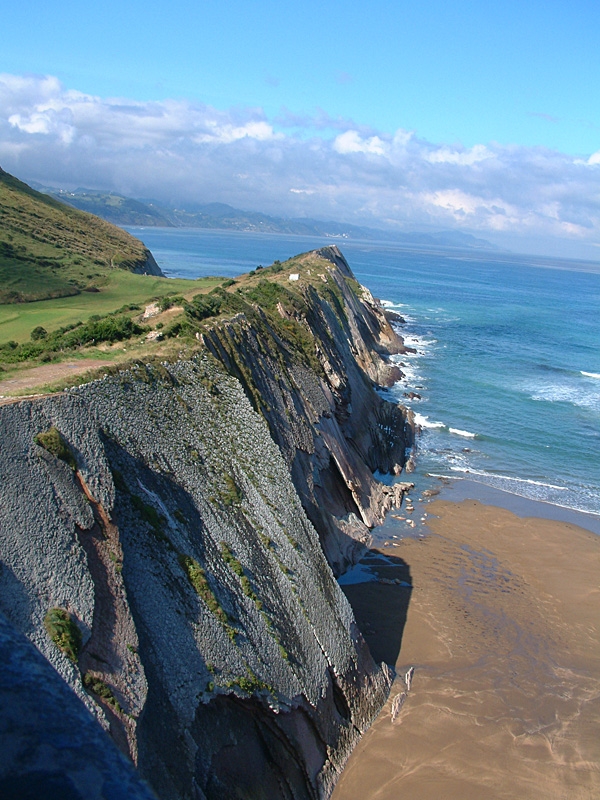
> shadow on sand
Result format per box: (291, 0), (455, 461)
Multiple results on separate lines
(339, 550), (412, 667)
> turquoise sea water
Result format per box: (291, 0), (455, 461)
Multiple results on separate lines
(128, 228), (600, 517)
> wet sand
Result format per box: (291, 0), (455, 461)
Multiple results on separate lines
(334, 499), (600, 800)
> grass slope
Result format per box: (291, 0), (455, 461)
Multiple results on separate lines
(0, 167), (158, 303)
(0, 272), (223, 344)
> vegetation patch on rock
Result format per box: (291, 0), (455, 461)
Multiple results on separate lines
(83, 673), (123, 713)
(34, 427), (77, 470)
(178, 553), (236, 641)
(44, 607), (82, 662)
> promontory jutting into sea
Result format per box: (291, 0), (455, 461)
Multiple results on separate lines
(1, 158), (599, 799)
(131, 226), (600, 523)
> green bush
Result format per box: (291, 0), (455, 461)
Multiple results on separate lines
(158, 295), (184, 312)
(225, 667), (270, 695)
(220, 474), (243, 507)
(34, 427), (76, 469)
(83, 673), (122, 712)
(1, 313), (147, 365)
(178, 553), (230, 628)
(44, 608), (82, 662)
(220, 542), (262, 609)
(30, 325), (48, 341)
(186, 293), (225, 322)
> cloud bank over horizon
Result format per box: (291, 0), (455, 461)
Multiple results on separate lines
(2, 73), (600, 258)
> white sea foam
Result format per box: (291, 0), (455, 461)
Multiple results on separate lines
(430, 472), (600, 518)
(448, 427), (478, 439)
(402, 334), (437, 351)
(581, 371), (600, 379)
(530, 383), (600, 412)
(381, 300), (409, 309)
(414, 413), (445, 430)
(413, 414), (478, 439)
(397, 363), (421, 385)
(448, 467), (568, 491)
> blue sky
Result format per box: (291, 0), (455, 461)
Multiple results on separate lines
(2, 0), (600, 257)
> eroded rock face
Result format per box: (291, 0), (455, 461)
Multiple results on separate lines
(201, 246), (414, 574)
(0, 611), (156, 800)
(0, 248), (410, 799)
(133, 249), (165, 277)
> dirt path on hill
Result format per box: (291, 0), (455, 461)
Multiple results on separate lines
(0, 360), (112, 402)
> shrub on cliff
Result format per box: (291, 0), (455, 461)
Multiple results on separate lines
(82, 673), (122, 712)
(0, 313), (147, 364)
(34, 426), (76, 469)
(44, 608), (82, 662)
(177, 553), (233, 633)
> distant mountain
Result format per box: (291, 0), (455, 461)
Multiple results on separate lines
(36, 184), (499, 252)
(0, 169), (162, 303)
(36, 186), (174, 228)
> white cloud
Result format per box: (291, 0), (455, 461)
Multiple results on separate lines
(426, 144), (493, 165)
(333, 130), (387, 156)
(2, 73), (600, 254)
(421, 190), (521, 230)
(587, 150), (600, 165)
(392, 128), (413, 148)
(193, 120), (280, 144)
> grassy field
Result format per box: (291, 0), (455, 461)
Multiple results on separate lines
(0, 248), (343, 397)
(0, 271), (225, 343)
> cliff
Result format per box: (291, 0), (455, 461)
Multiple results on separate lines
(200, 247), (413, 573)
(0, 247), (412, 799)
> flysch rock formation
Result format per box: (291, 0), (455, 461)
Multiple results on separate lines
(201, 247), (414, 573)
(0, 247), (413, 799)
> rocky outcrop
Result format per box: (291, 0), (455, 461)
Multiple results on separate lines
(0, 247), (411, 799)
(0, 611), (156, 800)
(201, 246), (414, 573)
(133, 249), (164, 277)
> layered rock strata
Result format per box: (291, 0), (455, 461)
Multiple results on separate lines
(0, 247), (412, 799)
(201, 247), (414, 573)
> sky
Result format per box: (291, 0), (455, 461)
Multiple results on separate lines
(2, 0), (600, 258)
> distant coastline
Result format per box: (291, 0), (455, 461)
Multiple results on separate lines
(32, 181), (499, 252)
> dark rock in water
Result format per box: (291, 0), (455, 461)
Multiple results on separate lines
(403, 392), (422, 400)
(383, 309), (406, 324)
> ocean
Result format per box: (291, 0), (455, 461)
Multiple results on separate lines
(127, 227), (600, 519)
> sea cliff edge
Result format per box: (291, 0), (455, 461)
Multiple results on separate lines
(0, 246), (413, 799)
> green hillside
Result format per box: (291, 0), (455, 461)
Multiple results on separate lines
(51, 189), (173, 227)
(0, 167), (162, 303)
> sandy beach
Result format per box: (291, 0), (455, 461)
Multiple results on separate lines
(334, 493), (600, 800)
